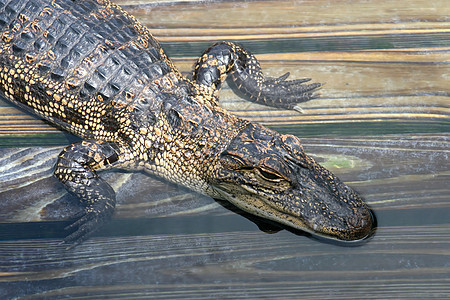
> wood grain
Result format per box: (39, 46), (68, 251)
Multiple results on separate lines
(0, 226), (449, 299)
(1, 133), (448, 222)
(0, 0), (449, 299)
(1, 0), (448, 143)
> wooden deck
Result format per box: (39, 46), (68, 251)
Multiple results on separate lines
(0, 0), (449, 298)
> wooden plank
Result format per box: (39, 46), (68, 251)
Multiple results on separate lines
(1, 0), (448, 141)
(1, 133), (448, 222)
(118, 0), (450, 35)
(0, 226), (449, 299)
(2, 51), (448, 139)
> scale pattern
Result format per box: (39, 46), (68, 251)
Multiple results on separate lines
(0, 0), (374, 246)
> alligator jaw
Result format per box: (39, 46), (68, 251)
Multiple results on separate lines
(211, 183), (375, 243)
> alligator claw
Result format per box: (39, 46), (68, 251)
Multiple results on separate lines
(293, 105), (305, 114)
(63, 210), (108, 248)
(272, 72), (291, 83)
(251, 74), (322, 110)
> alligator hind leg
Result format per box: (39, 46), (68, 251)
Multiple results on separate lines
(54, 140), (123, 248)
(193, 41), (321, 111)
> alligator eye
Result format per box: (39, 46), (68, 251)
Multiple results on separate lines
(221, 154), (249, 170)
(258, 168), (284, 182)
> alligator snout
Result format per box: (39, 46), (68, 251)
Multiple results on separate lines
(305, 204), (375, 242)
(288, 148), (376, 242)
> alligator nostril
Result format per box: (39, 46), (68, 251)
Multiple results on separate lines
(348, 214), (363, 229)
(347, 207), (376, 240)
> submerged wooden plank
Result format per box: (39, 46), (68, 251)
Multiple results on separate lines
(0, 226), (449, 299)
(0, 133), (448, 223)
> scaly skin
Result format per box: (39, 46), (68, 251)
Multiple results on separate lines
(0, 0), (375, 246)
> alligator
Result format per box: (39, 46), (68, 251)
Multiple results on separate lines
(0, 0), (375, 246)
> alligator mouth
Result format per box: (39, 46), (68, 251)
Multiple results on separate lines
(211, 186), (377, 243)
(307, 208), (377, 245)
(307, 207), (376, 242)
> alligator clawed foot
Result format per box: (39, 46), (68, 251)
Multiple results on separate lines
(62, 209), (112, 249)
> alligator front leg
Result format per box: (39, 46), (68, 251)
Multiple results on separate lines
(54, 140), (122, 247)
(193, 41), (322, 111)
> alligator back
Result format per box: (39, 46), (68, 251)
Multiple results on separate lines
(0, 0), (181, 139)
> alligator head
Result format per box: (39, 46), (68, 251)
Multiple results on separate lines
(211, 122), (375, 242)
